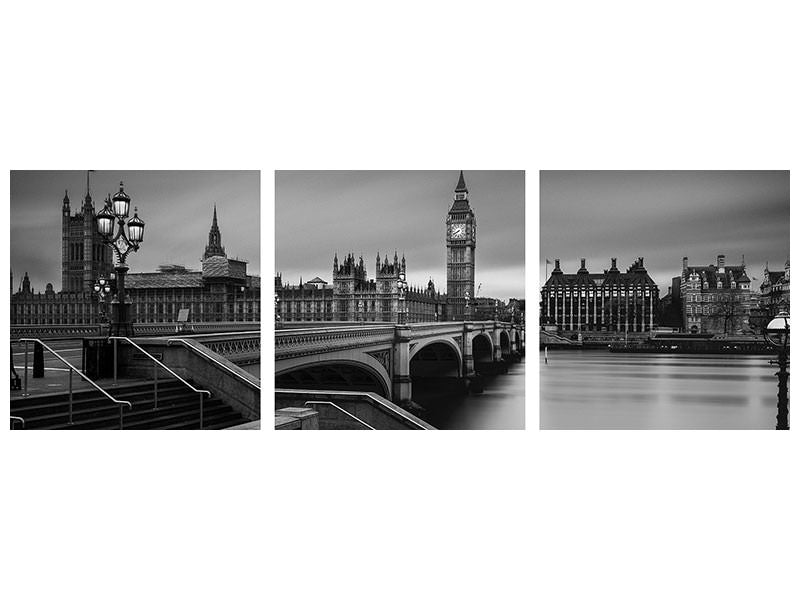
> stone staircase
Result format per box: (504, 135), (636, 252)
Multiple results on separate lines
(10, 380), (247, 430)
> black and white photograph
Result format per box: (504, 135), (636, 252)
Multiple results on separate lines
(275, 170), (525, 430)
(540, 170), (790, 429)
(10, 170), (261, 430)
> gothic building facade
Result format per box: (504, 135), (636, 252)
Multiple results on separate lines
(445, 170), (476, 320)
(275, 171), (497, 325)
(11, 194), (260, 327)
(61, 174), (114, 292)
(275, 252), (446, 324)
(540, 257), (660, 332)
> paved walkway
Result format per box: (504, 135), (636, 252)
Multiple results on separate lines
(11, 367), (152, 399)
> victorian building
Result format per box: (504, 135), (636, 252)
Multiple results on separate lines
(61, 173), (114, 292)
(275, 252), (446, 324)
(760, 259), (790, 315)
(445, 170), (476, 320)
(276, 171), (511, 325)
(11, 198), (260, 326)
(679, 255), (752, 335)
(540, 257), (660, 332)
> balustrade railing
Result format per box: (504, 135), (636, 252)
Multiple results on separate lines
(110, 337), (211, 429)
(18, 338), (132, 429)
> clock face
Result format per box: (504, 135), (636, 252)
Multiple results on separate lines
(451, 223), (466, 239)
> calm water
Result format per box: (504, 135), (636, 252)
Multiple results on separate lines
(540, 350), (780, 429)
(417, 358), (526, 430)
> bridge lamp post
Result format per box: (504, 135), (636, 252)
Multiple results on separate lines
(764, 310), (789, 430)
(96, 182), (145, 337)
(92, 274), (115, 329)
(464, 290), (471, 321)
(275, 293), (281, 329)
(396, 272), (408, 325)
(358, 300), (364, 322)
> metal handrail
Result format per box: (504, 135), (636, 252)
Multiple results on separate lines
(10, 416), (25, 430)
(19, 338), (132, 429)
(304, 401), (375, 430)
(276, 389), (433, 430)
(109, 337), (211, 429)
(167, 338), (261, 391)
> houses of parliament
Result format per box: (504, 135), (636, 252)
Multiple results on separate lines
(11, 178), (260, 327)
(276, 171), (518, 324)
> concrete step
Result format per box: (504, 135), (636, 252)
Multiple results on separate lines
(12, 380), (245, 430)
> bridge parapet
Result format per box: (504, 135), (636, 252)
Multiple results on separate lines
(276, 325), (396, 360)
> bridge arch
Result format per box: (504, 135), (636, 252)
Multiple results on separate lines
(409, 339), (462, 378)
(499, 330), (511, 358)
(472, 332), (494, 373)
(276, 357), (391, 399)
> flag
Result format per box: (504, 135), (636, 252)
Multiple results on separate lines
(546, 258), (552, 265)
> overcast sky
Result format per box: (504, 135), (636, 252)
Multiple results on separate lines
(540, 171), (790, 296)
(276, 171), (525, 300)
(11, 170), (260, 292)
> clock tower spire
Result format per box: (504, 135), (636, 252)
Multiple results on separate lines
(446, 170), (476, 320)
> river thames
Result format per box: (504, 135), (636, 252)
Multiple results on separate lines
(540, 350), (781, 429)
(418, 357), (526, 430)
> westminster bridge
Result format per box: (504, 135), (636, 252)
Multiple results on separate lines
(275, 320), (524, 404)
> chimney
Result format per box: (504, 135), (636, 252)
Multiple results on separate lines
(611, 257), (617, 269)
(580, 258), (586, 270)
(717, 254), (725, 270)
(682, 256), (688, 271)
(554, 259), (561, 271)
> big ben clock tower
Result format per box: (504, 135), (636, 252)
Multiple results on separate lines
(446, 170), (476, 320)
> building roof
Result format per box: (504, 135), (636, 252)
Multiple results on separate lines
(306, 277), (328, 284)
(544, 258), (657, 288)
(685, 264), (749, 288)
(126, 271), (204, 289)
(455, 170), (468, 193)
(202, 255), (246, 279)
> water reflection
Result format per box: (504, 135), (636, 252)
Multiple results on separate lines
(540, 350), (778, 430)
(416, 358), (526, 430)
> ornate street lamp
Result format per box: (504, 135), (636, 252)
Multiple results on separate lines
(357, 300), (364, 323)
(275, 292), (281, 329)
(764, 310), (789, 430)
(96, 182), (145, 337)
(464, 290), (471, 321)
(396, 271), (408, 325)
(92, 274), (115, 330)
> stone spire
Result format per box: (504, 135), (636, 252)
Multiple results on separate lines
(455, 170), (468, 193)
(203, 204), (226, 259)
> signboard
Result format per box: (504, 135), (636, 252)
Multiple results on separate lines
(177, 308), (190, 323)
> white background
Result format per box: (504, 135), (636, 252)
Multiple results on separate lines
(1, 1), (798, 599)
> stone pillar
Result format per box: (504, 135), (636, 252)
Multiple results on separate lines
(392, 324), (412, 403)
(569, 291), (573, 330)
(546, 289), (550, 319)
(462, 322), (475, 378)
(601, 290), (604, 329)
(493, 326), (502, 361)
(649, 292), (654, 331)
